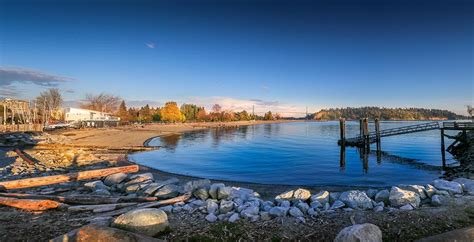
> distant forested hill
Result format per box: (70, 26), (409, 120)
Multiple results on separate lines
(312, 107), (466, 121)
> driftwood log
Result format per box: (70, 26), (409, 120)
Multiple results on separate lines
(81, 193), (192, 220)
(0, 165), (139, 190)
(68, 202), (137, 213)
(14, 149), (36, 165)
(0, 193), (158, 204)
(30, 143), (158, 152)
(0, 197), (64, 211)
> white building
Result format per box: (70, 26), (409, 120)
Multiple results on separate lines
(64, 107), (119, 127)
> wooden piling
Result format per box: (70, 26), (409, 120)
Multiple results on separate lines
(340, 145), (346, 170)
(359, 119), (363, 137)
(362, 118), (370, 151)
(441, 129), (446, 167)
(375, 118), (381, 157)
(339, 118), (345, 146)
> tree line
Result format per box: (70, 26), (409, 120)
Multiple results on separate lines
(311, 107), (467, 121)
(116, 101), (280, 123)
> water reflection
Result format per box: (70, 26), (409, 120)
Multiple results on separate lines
(135, 122), (445, 186)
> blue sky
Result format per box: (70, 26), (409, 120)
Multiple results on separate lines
(0, 0), (472, 116)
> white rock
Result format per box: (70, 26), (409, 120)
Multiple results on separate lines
(366, 189), (378, 199)
(389, 187), (420, 208)
(454, 178), (474, 195)
(296, 202), (310, 213)
(331, 200), (346, 210)
(275, 190), (294, 200)
(228, 213), (239, 223)
(374, 206), (384, 212)
(307, 208), (317, 216)
(241, 206), (259, 218)
(289, 207), (304, 217)
(269, 206), (289, 217)
(432, 179), (463, 194)
(84, 180), (109, 191)
(219, 200), (234, 214)
(311, 191), (329, 204)
(218, 186), (232, 200)
(230, 187), (254, 201)
(112, 208), (168, 236)
(184, 179), (211, 193)
(293, 188), (311, 200)
(209, 183), (225, 199)
(431, 194), (446, 206)
(399, 185), (427, 199)
(205, 213), (217, 222)
(207, 200), (219, 214)
(400, 204), (414, 210)
(424, 184), (437, 198)
(334, 223), (382, 242)
(279, 200), (291, 208)
(310, 201), (323, 208)
(104, 173), (128, 186)
(374, 189), (390, 205)
(330, 192), (341, 203)
(339, 190), (373, 210)
(193, 187), (209, 200)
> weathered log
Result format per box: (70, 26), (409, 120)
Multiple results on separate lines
(83, 193), (191, 220)
(68, 202), (137, 213)
(15, 149), (36, 165)
(0, 197), (63, 211)
(31, 143), (158, 151)
(137, 193), (191, 209)
(0, 165), (139, 190)
(0, 192), (157, 204)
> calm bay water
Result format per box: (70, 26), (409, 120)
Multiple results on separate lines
(130, 121), (455, 187)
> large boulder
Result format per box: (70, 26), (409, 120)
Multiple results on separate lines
(339, 190), (373, 210)
(293, 188), (311, 200)
(269, 206), (289, 217)
(399, 185), (427, 200)
(219, 200), (234, 214)
(112, 208), (169, 237)
(432, 179), (463, 194)
(154, 184), (182, 199)
(454, 178), (474, 195)
(209, 183), (225, 199)
(374, 189), (390, 205)
(50, 224), (160, 242)
(184, 179), (211, 193)
(275, 190), (294, 200)
(104, 173), (128, 186)
(334, 223), (382, 242)
(193, 187), (209, 200)
(389, 186), (420, 208)
(311, 191), (330, 204)
(289, 207), (304, 217)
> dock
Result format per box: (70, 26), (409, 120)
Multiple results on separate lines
(338, 119), (474, 167)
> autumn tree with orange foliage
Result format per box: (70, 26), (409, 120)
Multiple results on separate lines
(160, 102), (185, 122)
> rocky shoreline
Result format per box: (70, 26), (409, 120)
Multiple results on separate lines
(0, 130), (473, 241)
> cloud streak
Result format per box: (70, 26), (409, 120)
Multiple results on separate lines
(0, 67), (73, 87)
(145, 42), (155, 49)
(184, 96), (306, 117)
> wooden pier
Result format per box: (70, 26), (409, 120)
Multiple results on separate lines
(338, 119), (474, 167)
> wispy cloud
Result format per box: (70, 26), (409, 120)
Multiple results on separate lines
(184, 96), (306, 117)
(0, 67), (73, 87)
(145, 42), (155, 49)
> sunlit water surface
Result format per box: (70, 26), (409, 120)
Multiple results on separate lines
(130, 121), (456, 187)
